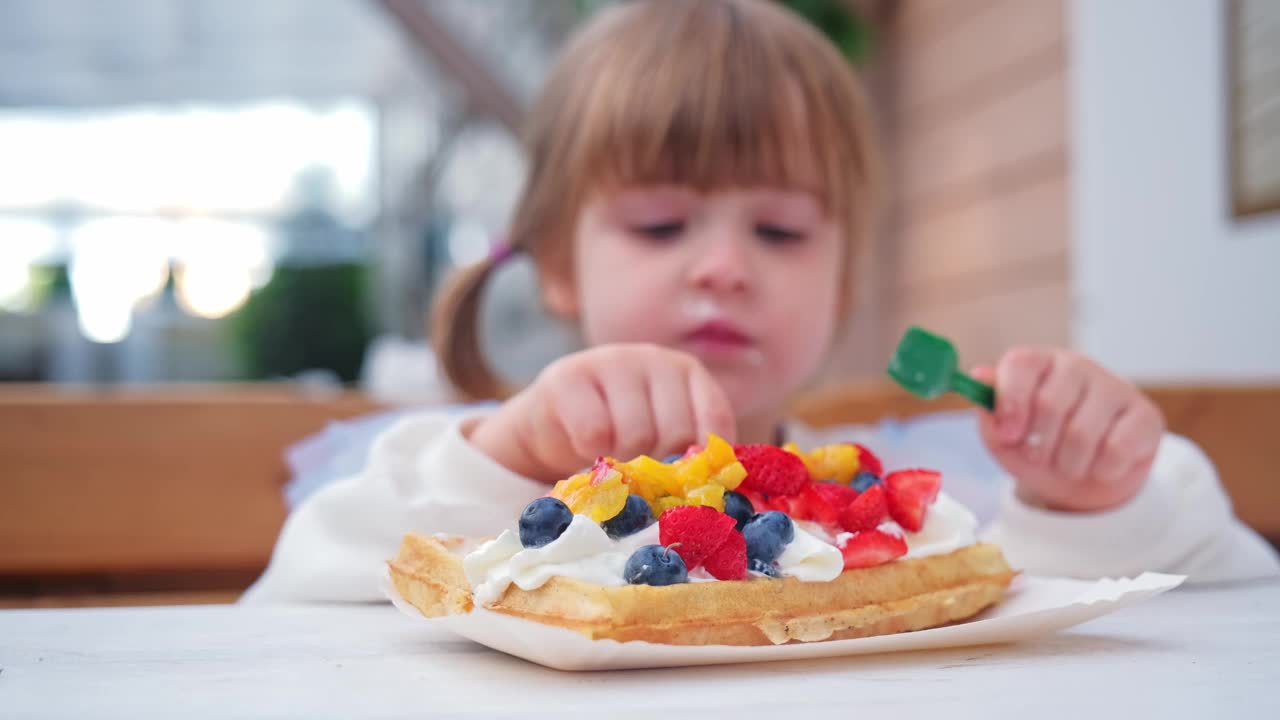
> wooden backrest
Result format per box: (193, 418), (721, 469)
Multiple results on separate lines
(0, 387), (381, 585)
(1, 381), (1274, 600)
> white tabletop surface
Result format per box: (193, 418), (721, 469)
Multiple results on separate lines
(2, 580), (1277, 719)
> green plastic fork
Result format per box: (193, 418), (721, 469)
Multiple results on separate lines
(886, 326), (995, 411)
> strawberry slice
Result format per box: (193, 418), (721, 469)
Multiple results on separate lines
(790, 483), (857, 527)
(785, 485), (831, 526)
(739, 488), (788, 515)
(807, 481), (859, 508)
(839, 529), (908, 569)
(735, 445), (810, 497)
(885, 468), (942, 532)
(839, 484), (888, 532)
(852, 443), (884, 478)
(702, 530), (748, 580)
(738, 488), (767, 513)
(658, 505), (737, 568)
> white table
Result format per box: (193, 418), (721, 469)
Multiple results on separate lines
(2, 580), (1277, 719)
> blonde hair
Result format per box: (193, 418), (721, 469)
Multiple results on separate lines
(433, 0), (881, 400)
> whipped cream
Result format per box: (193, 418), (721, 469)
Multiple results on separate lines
(794, 520), (836, 544)
(462, 514), (846, 604)
(465, 516), (659, 604)
(851, 491), (977, 559)
(900, 492), (978, 558)
(775, 526), (844, 581)
(462, 491), (977, 604)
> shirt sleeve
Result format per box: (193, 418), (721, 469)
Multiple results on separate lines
(239, 410), (547, 604)
(981, 433), (1280, 583)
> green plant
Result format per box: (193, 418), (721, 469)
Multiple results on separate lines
(570, 0), (873, 64)
(781, 0), (872, 63)
(232, 263), (373, 383)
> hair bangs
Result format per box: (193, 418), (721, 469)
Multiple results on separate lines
(560, 1), (856, 216)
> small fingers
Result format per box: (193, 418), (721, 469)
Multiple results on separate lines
(992, 348), (1054, 446)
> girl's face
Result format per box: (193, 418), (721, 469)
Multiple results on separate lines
(547, 185), (844, 423)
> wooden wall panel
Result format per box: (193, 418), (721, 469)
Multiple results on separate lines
(874, 0), (1071, 366)
(895, 0), (1065, 119)
(887, 281), (1071, 368)
(892, 173), (1069, 293)
(897, 66), (1066, 218)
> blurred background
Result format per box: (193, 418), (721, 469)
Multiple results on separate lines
(0, 0), (1277, 606)
(0, 0), (579, 402)
(1, 0), (1277, 400)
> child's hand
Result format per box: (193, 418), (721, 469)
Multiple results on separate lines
(469, 344), (737, 482)
(973, 349), (1165, 513)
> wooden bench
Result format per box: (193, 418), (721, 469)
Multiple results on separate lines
(0, 386), (381, 607)
(1, 382), (1276, 607)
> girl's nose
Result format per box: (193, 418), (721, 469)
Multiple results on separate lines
(685, 225), (753, 295)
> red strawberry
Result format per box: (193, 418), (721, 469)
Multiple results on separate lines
(658, 505), (737, 568)
(838, 529), (908, 569)
(782, 487), (823, 525)
(738, 489), (768, 512)
(735, 445), (809, 497)
(885, 468), (942, 532)
(790, 483), (855, 527)
(852, 443), (884, 478)
(738, 489), (786, 515)
(839, 484), (888, 532)
(808, 481), (859, 508)
(702, 530), (748, 580)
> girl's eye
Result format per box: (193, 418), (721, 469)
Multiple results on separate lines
(633, 221), (685, 240)
(756, 224), (807, 244)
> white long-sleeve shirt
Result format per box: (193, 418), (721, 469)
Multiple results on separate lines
(240, 410), (1279, 604)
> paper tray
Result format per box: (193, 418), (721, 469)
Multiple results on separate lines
(384, 570), (1184, 671)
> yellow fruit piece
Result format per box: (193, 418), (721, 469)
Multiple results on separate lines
(605, 435), (747, 514)
(704, 433), (736, 470)
(654, 495), (690, 516)
(684, 483), (726, 511)
(710, 461), (746, 491)
(642, 496), (666, 519)
(562, 468), (630, 522)
(675, 454), (712, 494)
(808, 444), (861, 484)
(614, 455), (675, 504)
(550, 471), (591, 502)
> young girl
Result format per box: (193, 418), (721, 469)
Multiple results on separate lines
(242, 0), (1276, 603)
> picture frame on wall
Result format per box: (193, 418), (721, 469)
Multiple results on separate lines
(1228, 0), (1280, 217)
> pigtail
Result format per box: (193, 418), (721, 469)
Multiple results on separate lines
(431, 257), (512, 401)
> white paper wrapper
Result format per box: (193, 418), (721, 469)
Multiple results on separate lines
(382, 569), (1184, 671)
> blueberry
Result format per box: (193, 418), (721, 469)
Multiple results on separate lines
(742, 510), (794, 563)
(518, 497), (574, 548)
(661, 453), (683, 464)
(601, 495), (653, 539)
(852, 471), (882, 492)
(624, 545), (689, 586)
(748, 558), (781, 577)
(723, 491), (755, 531)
